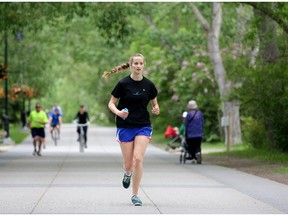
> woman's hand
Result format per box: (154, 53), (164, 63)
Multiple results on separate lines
(151, 106), (160, 115)
(116, 109), (129, 119)
(151, 98), (160, 115)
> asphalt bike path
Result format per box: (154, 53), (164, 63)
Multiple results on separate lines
(0, 124), (287, 214)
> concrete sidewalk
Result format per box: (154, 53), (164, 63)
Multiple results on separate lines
(0, 124), (287, 214)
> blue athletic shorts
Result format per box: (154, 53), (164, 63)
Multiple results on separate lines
(116, 127), (153, 143)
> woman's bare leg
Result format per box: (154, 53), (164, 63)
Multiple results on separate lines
(132, 136), (149, 195)
(119, 141), (134, 174)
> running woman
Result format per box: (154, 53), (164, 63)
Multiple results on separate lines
(103, 53), (160, 206)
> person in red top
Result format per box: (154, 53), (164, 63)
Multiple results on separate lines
(103, 53), (160, 206)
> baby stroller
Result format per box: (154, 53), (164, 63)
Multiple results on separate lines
(164, 125), (182, 151)
(179, 138), (202, 164)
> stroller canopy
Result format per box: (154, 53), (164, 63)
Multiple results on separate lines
(164, 125), (177, 138)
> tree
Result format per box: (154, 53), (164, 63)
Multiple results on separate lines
(244, 3), (288, 151)
(190, 2), (242, 145)
(0, 2), (85, 125)
(253, 3), (280, 63)
(1, 2), (255, 145)
(246, 2), (288, 34)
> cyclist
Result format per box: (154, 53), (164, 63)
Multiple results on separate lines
(49, 108), (62, 139)
(52, 102), (63, 116)
(27, 103), (48, 156)
(73, 105), (90, 148)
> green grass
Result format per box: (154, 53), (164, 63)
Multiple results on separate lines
(9, 124), (29, 144)
(151, 132), (166, 145)
(153, 130), (288, 165)
(207, 144), (288, 164)
(202, 142), (225, 149)
(274, 166), (288, 174)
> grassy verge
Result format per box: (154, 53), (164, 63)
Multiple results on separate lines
(154, 130), (288, 165)
(207, 145), (288, 164)
(274, 166), (288, 174)
(152, 131), (288, 175)
(206, 142), (288, 174)
(10, 124), (29, 144)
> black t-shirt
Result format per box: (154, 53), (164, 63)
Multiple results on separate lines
(74, 111), (90, 124)
(111, 75), (158, 128)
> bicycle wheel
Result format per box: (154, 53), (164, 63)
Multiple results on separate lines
(79, 134), (84, 152)
(179, 154), (183, 164)
(53, 128), (57, 146)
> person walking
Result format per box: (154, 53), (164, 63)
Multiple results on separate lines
(184, 100), (204, 164)
(27, 103), (48, 156)
(103, 53), (160, 206)
(73, 105), (90, 148)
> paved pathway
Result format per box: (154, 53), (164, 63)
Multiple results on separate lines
(0, 124), (287, 214)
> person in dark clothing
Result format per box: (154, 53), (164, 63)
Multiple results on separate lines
(74, 105), (90, 147)
(103, 53), (160, 206)
(21, 110), (27, 128)
(184, 100), (204, 163)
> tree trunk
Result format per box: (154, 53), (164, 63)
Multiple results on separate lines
(249, 37), (260, 67)
(246, 2), (288, 34)
(235, 5), (259, 67)
(208, 29), (242, 145)
(190, 3), (243, 145)
(223, 100), (242, 145)
(207, 3), (242, 145)
(254, 5), (280, 63)
(254, 4), (280, 143)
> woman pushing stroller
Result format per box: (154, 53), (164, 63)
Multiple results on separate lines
(184, 100), (204, 163)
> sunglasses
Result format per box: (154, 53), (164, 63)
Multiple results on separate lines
(36, 106), (41, 108)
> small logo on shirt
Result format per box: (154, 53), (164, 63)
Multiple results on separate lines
(132, 88), (146, 96)
(133, 91), (142, 96)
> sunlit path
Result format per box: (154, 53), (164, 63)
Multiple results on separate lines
(0, 124), (287, 214)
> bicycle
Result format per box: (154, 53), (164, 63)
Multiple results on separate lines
(77, 123), (88, 153)
(51, 126), (59, 146)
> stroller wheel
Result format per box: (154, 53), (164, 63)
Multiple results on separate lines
(183, 152), (187, 164)
(196, 152), (202, 164)
(180, 154), (183, 164)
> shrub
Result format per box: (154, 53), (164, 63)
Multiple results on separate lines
(241, 117), (268, 149)
(238, 61), (288, 152)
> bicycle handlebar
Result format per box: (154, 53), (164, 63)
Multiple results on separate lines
(77, 123), (88, 127)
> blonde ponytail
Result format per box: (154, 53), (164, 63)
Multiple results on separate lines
(102, 62), (130, 78)
(102, 53), (145, 78)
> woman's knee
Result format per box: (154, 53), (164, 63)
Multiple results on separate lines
(123, 160), (133, 171)
(133, 155), (144, 167)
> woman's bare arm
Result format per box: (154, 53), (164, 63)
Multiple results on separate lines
(151, 97), (160, 115)
(108, 96), (129, 119)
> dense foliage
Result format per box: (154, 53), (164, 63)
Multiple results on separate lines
(237, 61), (288, 152)
(1, 2), (288, 151)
